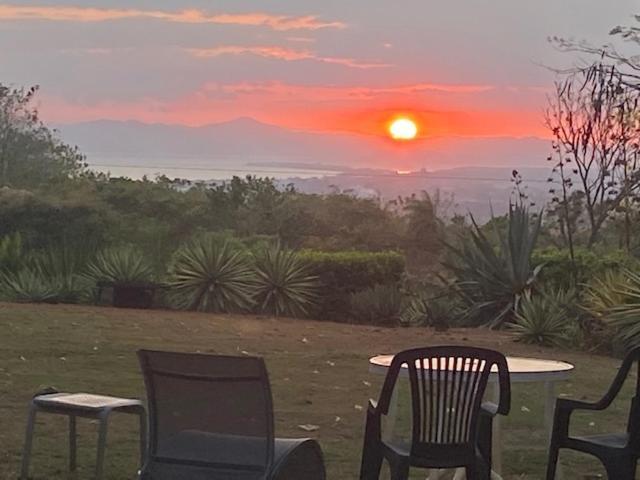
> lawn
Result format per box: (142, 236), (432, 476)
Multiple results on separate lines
(0, 302), (635, 479)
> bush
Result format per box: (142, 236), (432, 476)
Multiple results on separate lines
(298, 250), (405, 320)
(168, 238), (254, 313)
(401, 293), (456, 330)
(532, 247), (633, 290)
(86, 245), (155, 285)
(0, 232), (23, 274)
(510, 291), (575, 347)
(349, 284), (404, 326)
(0, 268), (61, 303)
(253, 246), (319, 317)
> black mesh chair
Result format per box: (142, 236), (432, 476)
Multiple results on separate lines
(137, 350), (325, 480)
(360, 346), (511, 480)
(546, 347), (640, 480)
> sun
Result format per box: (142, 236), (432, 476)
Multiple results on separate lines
(388, 117), (418, 140)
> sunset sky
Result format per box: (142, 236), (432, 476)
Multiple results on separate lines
(1, 1), (636, 141)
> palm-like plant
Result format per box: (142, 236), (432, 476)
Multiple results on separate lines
(349, 283), (404, 326)
(168, 238), (254, 312)
(510, 292), (571, 347)
(86, 245), (154, 285)
(445, 203), (543, 328)
(0, 232), (23, 274)
(0, 267), (59, 303)
(253, 246), (319, 317)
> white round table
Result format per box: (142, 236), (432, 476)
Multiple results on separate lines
(369, 354), (574, 480)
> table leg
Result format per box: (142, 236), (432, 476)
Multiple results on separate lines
(69, 415), (77, 472)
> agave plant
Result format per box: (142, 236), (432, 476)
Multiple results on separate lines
(445, 203), (543, 328)
(253, 246), (319, 317)
(349, 283), (404, 326)
(510, 291), (572, 347)
(401, 293), (455, 330)
(0, 232), (24, 274)
(86, 245), (154, 285)
(585, 270), (640, 349)
(168, 238), (254, 313)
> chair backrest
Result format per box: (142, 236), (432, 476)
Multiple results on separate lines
(138, 350), (274, 475)
(376, 346), (510, 449)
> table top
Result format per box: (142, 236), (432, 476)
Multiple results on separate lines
(369, 354), (574, 383)
(34, 393), (143, 411)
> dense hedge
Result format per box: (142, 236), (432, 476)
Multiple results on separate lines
(532, 247), (635, 289)
(298, 250), (405, 320)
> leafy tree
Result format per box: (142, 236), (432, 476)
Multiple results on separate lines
(0, 84), (87, 188)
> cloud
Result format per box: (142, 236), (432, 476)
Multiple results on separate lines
(185, 46), (390, 69)
(0, 5), (345, 31)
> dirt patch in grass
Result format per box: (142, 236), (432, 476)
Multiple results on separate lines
(0, 302), (630, 479)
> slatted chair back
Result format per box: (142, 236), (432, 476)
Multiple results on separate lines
(138, 350), (275, 477)
(377, 346), (510, 451)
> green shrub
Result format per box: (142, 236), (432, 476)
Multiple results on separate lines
(510, 291), (574, 347)
(584, 270), (640, 350)
(86, 245), (155, 285)
(298, 250), (405, 320)
(349, 284), (403, 326)
(0, 232), (23, 274)
(168, 238), (254, 312)
(401, 294), (456, 330)
(253, 246), (319, 317)
(445, 203), (542, 328)
(0, 267), (60, 303)
(532, 247), (633, 290)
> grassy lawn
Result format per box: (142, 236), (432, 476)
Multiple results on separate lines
(0, 302), (636, 479)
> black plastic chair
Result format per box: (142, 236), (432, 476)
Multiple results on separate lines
(546, 347), (640, 480)
(137, 350), (326, 480)
(360, 346), (510, 480)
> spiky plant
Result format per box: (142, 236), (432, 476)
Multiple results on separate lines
(168, 238), (254, 313)
(0, 232), (23, 274)
(401, 294), (454, 330)
(445, 203), (543, 328)
(510, 292), (571, 347)
(349, 284), (404, 326)
(85, 245), (154, 285)
(0, 267), (59, 303)
(253, 246), (319, 317)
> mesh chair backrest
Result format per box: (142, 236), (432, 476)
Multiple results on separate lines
(379, 346), (509, 449)
(138, 350), (274, 473)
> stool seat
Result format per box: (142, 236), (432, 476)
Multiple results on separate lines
(35, 392), (143, 411)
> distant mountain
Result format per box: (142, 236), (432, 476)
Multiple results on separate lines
(54, 117), (551, 175)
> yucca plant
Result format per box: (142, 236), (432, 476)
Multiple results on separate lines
(29, 245), (92, 303)
(585, 270), (640, 349)
(349, 283), (404, 326)
(168, 238), (255, 312)
(401, 294), (454, 330)
(510, 291), (572, 347)
(253, 246), (319, 317)
(86, 245), (154, 285)
(445, 203), (543, 328)
(0, 232), (24, 274)
(0, 267), (60, 303)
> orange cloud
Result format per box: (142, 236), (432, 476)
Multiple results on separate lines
(0, 5), (345, 30)
(185, 46), (390, 69)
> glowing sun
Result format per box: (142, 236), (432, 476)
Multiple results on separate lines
(389, 118), (418, 140)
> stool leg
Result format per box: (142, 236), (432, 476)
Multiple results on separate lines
(69, 415), (77, 472)
(20, 403), (38, 480)
(138, 409), (147, 468)
(95, 410), (110, 480)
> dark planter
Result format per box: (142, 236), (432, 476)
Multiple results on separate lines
(112, 284), (156, 309)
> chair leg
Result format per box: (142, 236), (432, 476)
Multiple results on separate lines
(602, 457), (636, 480)
(69, 415), (77, 472)
(389, 459), (409, 480)
(545, 444), (559, 480)
(359, 438), (383, 480)
(20, 403), (38, 480)
(138, 409), (147, 468)
(95, 410), (111, 480)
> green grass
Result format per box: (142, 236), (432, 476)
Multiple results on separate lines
(0, 302), (635, 479)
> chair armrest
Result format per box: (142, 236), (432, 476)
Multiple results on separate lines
(556, 398), (605, 412)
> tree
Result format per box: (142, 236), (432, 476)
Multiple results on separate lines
(0, 84), (87, 188)
(545, 66), (640, 248)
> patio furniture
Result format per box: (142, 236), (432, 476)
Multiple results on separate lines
(546, 347), (640, 480)
(20, 392), (146, 480)
(137, 349), (326, 480)
(369, 354), (574, 478)
(360, 346), (511, 480)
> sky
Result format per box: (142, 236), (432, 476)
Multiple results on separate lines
(0, 1), (637, 143)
